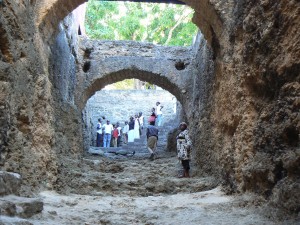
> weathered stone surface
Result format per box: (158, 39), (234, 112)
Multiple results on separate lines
(0, 171), (21, 196)
(76, 38), (194, 109)
(1, 195), (43, 218)
(0, 216), (33, 225)
(0, 0), (299, 219)
(0, 200), (16, 217)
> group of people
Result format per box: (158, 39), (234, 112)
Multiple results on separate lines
(126, 112), (144, 144)
(96, 119), (121, 148)
(95, 101), (193, 178)
(96, 112), (145, 148)
(96, 101), (164, 148)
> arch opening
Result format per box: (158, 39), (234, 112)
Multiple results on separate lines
(83, 79), (181, 149)
(80, 69), (185, 110)
(84, 0), (198, 47)
(38, 0), (216, 196)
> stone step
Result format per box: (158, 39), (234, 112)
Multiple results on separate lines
(89, 123), (175, 159)
(88, 141), (167, 159)
(0, 215), (32, 225)
(0, 195), (43, 218)
(0, 171), (21, 196)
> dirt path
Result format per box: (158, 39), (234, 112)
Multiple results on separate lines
(7, 151), (295, 224)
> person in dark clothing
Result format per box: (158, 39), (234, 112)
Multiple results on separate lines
(148, 108), (156, 124)
(146, 121), (159, 160)
(96, 118), (103, 147)
(128, 116), (135, 143)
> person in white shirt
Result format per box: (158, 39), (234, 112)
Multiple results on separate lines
(102, 120), (114, 148)
(116, 122), (122, 147)
(155, 102), (163, 126)
(122, 121), (129, 144)
(138, 112), (144, 136)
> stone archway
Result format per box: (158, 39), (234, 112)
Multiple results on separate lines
(75, 38), (196, 110)
(80, 69), (183, 109)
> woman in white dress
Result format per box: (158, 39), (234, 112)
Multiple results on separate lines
(134, 114), (140, 139)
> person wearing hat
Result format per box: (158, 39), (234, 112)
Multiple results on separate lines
(176, 122), (193, 178)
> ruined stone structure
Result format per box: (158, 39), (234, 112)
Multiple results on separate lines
(76, 38), (195, 110)
(0, 0), (299, 219)
(85, 90), (179, 147)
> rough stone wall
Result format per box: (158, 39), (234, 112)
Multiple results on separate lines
(182, 32), (216, 176)
(0, 0), (58, 194)
(0, 0), (299, 216)
(48, 6), (85, 157)
(190, 0), (300, 215)
(0, 2), (86, 195)
(84, 90), (178, 148)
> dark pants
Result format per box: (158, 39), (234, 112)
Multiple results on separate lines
(117, 136), (121, 147)
(182, 160), (190, 171)
(96, 133), (103, 147)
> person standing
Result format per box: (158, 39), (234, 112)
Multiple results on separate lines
(148, 108), (156, 124)
(134, 114), (140, 139)
(146, 121), (159, 160)
(138, 112), (144, 135)
(122, 121), (129, 144)
(116, 122), (122, 147)
(102, 120), (114, 148)
(96, 118), (103, 147)
(112, 124), (119, 147)
(128, 116), (135, 143)
(176, 122), (192, 178)
(155, 102), (163, 126)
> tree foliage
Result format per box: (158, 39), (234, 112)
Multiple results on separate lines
(85, 0), (198, 46)
(105, 79), (135, 90)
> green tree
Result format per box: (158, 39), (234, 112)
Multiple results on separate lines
(85, 0), (198, 46)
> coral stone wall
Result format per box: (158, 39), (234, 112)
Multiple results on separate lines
(0, 2), (86, 194)
(0, 0), (58, 194)
(0, 0), (299, 216)
(190, 0), (300, 214)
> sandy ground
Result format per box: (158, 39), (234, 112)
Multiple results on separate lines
(26, 188), (276, 225)
(1, 151), (298, 225)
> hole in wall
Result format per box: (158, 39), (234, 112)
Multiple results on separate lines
(84, 48), (92, 59)
(283, 126), (299, 147)
(83, 61), (91, 73)
(175, 61), (185, 70)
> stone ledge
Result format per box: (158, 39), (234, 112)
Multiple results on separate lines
(0, 195), (43, 218)
(0, 215), (32, 225)
(0, 171), (21, 196)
